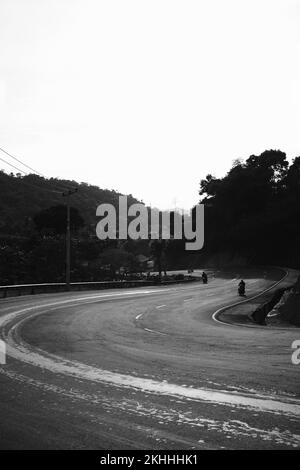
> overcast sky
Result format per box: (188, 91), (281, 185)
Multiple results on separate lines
(0, 0), (299, 209)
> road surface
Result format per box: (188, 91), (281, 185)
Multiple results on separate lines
(0, 268), (299, 449)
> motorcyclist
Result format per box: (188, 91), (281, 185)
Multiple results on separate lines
(202, 271), (208, 284)
(238, 279), (245, 295)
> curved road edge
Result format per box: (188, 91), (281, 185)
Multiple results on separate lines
(212, 267), (300, 328)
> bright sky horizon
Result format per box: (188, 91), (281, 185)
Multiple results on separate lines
(1, 0), (300, 210)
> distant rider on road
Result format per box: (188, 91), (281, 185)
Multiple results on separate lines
(238, 279), (245, 296)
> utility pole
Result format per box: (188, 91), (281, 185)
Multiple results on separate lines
(62, 188), (78, 290)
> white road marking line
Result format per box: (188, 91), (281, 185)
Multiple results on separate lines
(144, 328), (167, 336)
(135, 311), (167, 336)
(0, 289), (176, 324)
(1, 305), (299, 416)
(156, 305), (166, 309)
(1, 272), (298, 418)
(212, 270), (289, 327)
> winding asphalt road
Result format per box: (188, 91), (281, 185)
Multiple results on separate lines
(0, 268), (299, 449)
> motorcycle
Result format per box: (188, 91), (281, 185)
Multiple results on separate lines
(238, 284), (245, 296)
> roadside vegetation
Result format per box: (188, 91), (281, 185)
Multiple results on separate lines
(0, 149), (299, 284)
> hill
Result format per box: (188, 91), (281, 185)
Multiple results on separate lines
(199, 150), (300, 268)
(0, 171), (141, 234)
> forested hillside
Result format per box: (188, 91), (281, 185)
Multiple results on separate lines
(0, 172), (150, 284)
(199, 150), (300, 268)
(0, 171), (140, 234)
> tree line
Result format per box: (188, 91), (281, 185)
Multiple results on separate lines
(198, 149), (300, 268)
(0, 149), (299, 285)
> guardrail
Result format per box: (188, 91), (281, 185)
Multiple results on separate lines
(0, 277), (197, 299)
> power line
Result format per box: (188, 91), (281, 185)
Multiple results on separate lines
(1, 145), (80, 289)
(0, 145), (78, 194)
(0, 155), (27, 176)
(0, 155), (64, 194)
(0, 146), (45, 177)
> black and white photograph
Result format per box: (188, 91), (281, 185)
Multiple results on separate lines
(0, 0), (299, 456)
